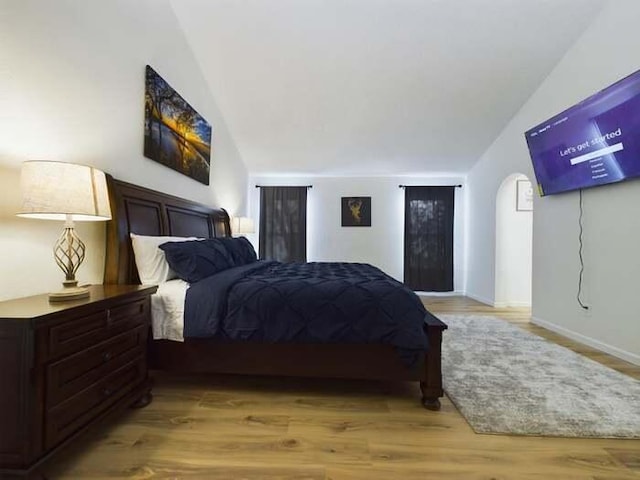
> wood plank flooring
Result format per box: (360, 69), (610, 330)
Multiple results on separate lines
(44, 296), (640, 479)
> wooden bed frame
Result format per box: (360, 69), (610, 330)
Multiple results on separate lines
(103, 175), (447, 410)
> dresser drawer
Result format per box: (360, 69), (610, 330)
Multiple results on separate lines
(41, 297), (148, 362)
(46, 326), (147, 408)
(45, 356), (146, 449)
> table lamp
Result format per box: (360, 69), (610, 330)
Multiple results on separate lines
(230, 216), (255, 237)
(17, 161), (112, 301)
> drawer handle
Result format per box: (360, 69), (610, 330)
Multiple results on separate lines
(103, 388), (114, 397)
(103, 352), (112, 362)
(106, 309), (112, 324)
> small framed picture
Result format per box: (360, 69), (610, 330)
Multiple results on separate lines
(516, 179), (533, 211)
(341, 197), (371, 227)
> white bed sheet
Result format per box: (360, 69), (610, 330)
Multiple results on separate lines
(150, 279), (188, 342)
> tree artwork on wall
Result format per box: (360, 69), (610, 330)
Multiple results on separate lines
(144, 65), (212, 185)
(341, 196), (372, 227)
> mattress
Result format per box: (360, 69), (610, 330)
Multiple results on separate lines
(150, 279), (188, 342)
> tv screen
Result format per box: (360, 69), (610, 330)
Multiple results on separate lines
(525, 69), (640, 196)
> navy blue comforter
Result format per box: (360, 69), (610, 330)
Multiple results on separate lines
(184, 261), (432, 366)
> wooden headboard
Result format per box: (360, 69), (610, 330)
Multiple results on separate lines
(104, 175), (231, 285)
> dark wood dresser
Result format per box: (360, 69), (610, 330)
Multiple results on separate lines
(0, 284), (157, 479)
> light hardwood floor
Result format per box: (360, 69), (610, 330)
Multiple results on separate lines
(45, 296), (640, 479)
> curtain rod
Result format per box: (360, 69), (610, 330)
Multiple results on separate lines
(398, 184), (463, 189)
(255, 185), (313, 189)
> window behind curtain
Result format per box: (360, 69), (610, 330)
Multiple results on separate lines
(404, 186), (455, 292)
(259, 186), (307, 262)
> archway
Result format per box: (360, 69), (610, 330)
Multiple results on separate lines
(495, 173), (533, 307)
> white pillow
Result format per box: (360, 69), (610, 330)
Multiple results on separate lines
(130, 233), (201, 285)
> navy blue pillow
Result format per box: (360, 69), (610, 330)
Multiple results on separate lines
(215, 237), (257, 266)
(160, 239), (234, 283)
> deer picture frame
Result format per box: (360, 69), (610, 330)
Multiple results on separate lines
(341, 196), (372, 227)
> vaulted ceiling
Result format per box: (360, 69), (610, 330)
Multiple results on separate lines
(172, 0), (605, 176)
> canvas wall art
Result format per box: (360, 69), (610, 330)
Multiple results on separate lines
(144, 65), (212, 185)
(341, 196), (371, 226)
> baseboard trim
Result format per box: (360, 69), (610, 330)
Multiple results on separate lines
(415, 290), (464, 297)
(466, 292), (495, 307)
(531, 316), (640, 367)
(494, 301), (532, 308)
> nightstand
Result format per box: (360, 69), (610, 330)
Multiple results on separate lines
(0, 284), (157, 479)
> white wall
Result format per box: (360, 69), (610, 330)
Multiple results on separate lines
(466, 0), (640, 364)
(0, 0), (247, 301)
(495, 174), (533, 307)
(249, 175), (466, 291)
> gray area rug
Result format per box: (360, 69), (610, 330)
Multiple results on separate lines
(440, 314), (640, 438)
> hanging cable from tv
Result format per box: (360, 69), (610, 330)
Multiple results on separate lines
(577, 189), (589, 310)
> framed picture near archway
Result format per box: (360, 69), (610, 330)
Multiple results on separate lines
(341, 196), (371, 226)
(516, 179), (533, 211)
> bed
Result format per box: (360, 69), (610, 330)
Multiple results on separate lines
(103, 175), (447, 410)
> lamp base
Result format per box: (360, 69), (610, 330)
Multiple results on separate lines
(48, 286), (90, 302)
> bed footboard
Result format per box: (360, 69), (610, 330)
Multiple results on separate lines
(420, 315), (448, 410)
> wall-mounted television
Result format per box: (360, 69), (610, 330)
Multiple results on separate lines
(525, 68), (640, 196)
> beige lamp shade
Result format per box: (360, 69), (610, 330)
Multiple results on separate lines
(230, 216), (255, 235)
(17, 161), (111, 222)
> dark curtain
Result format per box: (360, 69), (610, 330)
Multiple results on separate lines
(404, 186), (455, 292)
(259, 186), (307, 262)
